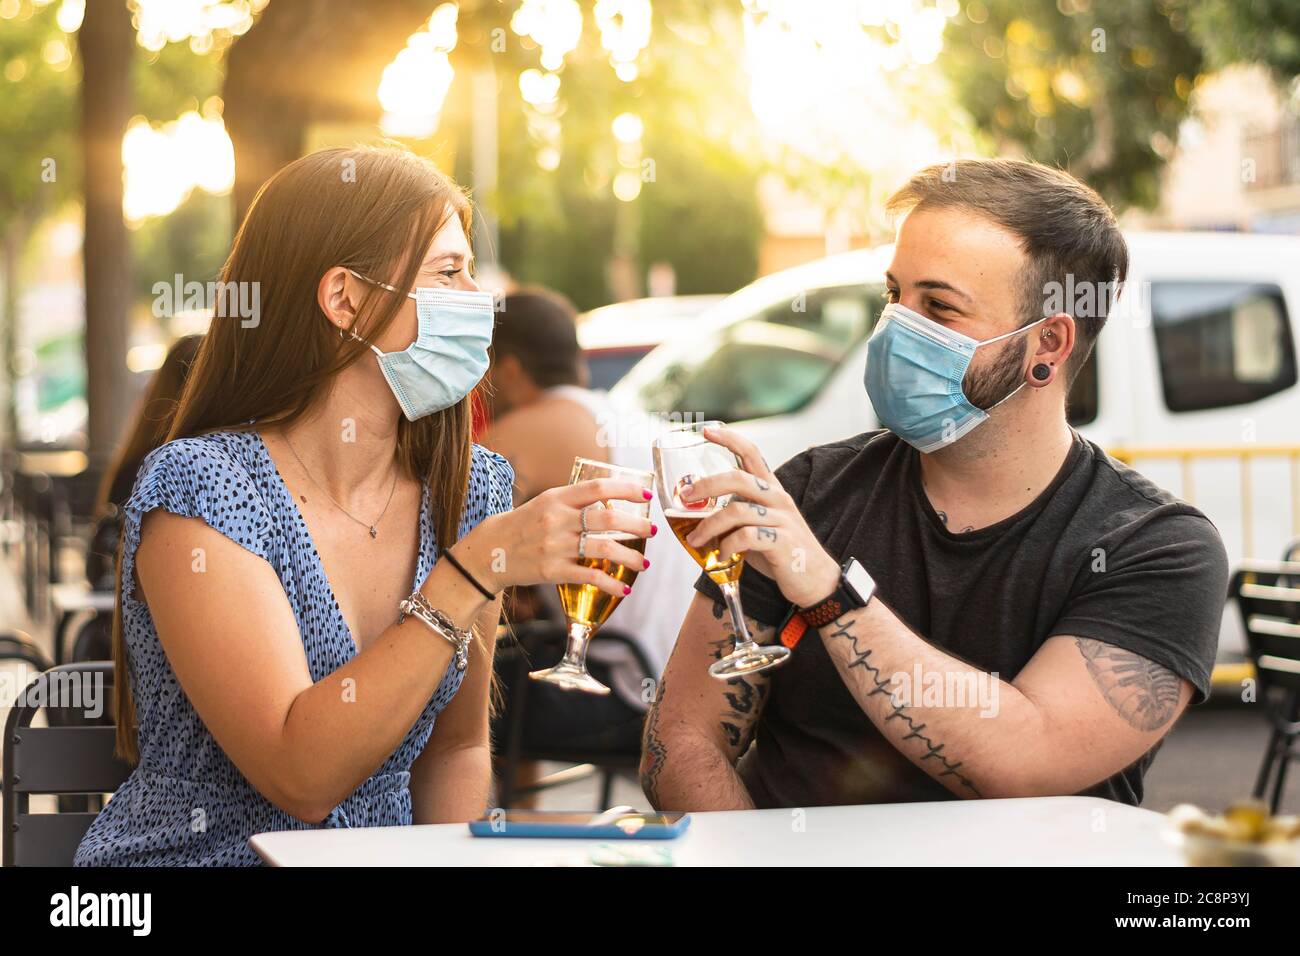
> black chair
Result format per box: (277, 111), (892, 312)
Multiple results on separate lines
(495, 619), (652, 810)
(0, 630), (52, 674)
(1231, 562), (1300, 814)
(3, 662), (132, 866)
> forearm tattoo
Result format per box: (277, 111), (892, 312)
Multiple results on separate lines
(708, 599), (772, 758)
(823, 613), (982, 797)
(640, 676), (669, 807)
(1075, 638), (1181, 732)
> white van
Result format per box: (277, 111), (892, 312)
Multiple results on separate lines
(610, 232), (1300, 668)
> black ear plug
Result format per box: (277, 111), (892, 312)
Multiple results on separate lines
(1032, 363), (1051, 381)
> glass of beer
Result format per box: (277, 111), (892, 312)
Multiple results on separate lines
(528, 457), (654, 695)
(653, 420), (791, 679)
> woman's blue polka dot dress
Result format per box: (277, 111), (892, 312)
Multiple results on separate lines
(73, 430), (514, 866)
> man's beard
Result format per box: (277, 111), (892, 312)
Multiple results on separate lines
(962, 335), (1027, 410)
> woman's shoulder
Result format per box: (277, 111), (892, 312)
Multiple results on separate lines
(127, 431), (275, 549)
(138, 430), (263, 478)
(468, 442), (515, 517)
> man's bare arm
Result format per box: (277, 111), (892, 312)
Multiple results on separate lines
(640, 592), (775, 811)
(816, 598), (1192, 798)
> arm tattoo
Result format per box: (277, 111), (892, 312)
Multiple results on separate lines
(640, 676), (668, 807)
(709, 598), (772, 759)
(1075, 638), (1181, 732)
(823, 613), (982, 797)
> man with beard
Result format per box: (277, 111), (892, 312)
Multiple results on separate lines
(641, 159), (1228, 810)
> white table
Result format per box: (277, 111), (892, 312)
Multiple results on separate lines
(250, 796), (1184, 866)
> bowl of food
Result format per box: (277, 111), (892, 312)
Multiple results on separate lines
(1164, 799), (1300, 866)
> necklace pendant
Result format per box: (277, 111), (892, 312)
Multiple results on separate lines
(369, 526), (378, 538)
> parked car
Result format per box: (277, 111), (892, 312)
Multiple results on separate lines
(611, 232), (1300, 667)
(577, 294), (726, 390)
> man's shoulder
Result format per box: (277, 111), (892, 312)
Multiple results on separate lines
(775, 429), (898, 496)
(1075, 437), (1226, 555)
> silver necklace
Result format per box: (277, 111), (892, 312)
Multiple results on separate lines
(283, 436), (398, 538)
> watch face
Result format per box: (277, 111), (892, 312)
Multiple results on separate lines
(843, 559), (874, 605)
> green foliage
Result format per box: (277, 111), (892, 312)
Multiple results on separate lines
(1191, 0), (1300, 81)
(0, 2), (79, 228)
(942, 0), (1204, 210)
(131, 33), (225, 121)
(447, 0), (762, 309)
(129, 189), (232, 304)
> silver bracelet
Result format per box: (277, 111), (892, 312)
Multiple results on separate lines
(397, 591), (473, 671)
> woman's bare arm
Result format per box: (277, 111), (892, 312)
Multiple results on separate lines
(138, 510), (491, 823)
(409, 593), (503, 823)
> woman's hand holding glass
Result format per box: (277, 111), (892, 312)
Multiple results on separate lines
(451, 478), (654, 598)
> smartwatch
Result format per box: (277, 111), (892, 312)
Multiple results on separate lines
(800, 556), (875, 626)
(778, 557), (875, 647)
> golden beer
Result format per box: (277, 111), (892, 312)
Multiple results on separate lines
(557, 532), (646, 628)
(664, 508), (743, 586)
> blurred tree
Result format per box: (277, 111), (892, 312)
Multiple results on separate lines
(0, 0), (78, 443)
(223, 0), (435, 219)
(448, 0), (762, 308)
(1191, 0), (1300, 82)
(81, 0), (134, 468)
(218, 0), (762, 310)
(941, 0), (1204, 210)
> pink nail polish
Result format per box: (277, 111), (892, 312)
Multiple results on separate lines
(623, 584), (632, 595)
(643, 558), (651, 570)
(650, 523), (658, 536)
(642, 489), (653, 500)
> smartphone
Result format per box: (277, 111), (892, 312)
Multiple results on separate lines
(467, 809), (691, 840)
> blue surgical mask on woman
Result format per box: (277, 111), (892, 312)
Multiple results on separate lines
(343, 268), (495, 420)
(864, 302), (1046, 453)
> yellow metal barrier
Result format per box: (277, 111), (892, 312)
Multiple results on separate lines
(1108, 444), (1300, 559)
(1108, 446), (1300, 693)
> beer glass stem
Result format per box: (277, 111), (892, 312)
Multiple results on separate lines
(560, 620), (594, 670)
(720, 580), (756, 652)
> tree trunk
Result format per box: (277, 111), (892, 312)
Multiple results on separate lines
(80, 0), (133, 470)
(223, 0), (437, 222)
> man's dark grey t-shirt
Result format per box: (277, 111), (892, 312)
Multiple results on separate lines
(695, 429), (1229, 807)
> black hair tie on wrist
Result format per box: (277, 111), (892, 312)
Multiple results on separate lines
(443, 549), (497, 601)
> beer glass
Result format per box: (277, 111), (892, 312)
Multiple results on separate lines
(528, 457), (654, 695)
(653, 420), (791, 679)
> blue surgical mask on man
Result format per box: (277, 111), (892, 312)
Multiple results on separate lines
(863, 302), (1047, 453)
(344, 268), (495, 420)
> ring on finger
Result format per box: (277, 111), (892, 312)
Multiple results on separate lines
(580, 504), (594, 533)
(578, 531), (589, 560)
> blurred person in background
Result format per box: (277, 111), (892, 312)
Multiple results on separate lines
(86, 334), (203, 593)
(480, 288), (698, 798)
(76, 145), (652, 866)
(643, 159), (1228, 812)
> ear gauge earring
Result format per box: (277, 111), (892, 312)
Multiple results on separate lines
(1032, 363), (1052, 382)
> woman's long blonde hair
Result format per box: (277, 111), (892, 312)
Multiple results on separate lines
(113, 145), (479, 761)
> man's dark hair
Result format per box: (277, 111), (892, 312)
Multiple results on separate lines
(493, 285), (585, 388)
(885, 158), (1128, 384)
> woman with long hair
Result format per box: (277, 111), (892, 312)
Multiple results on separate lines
(75, 145), (653, 866)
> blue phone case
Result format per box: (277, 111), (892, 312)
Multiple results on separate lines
(467, 813), (691, 840)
